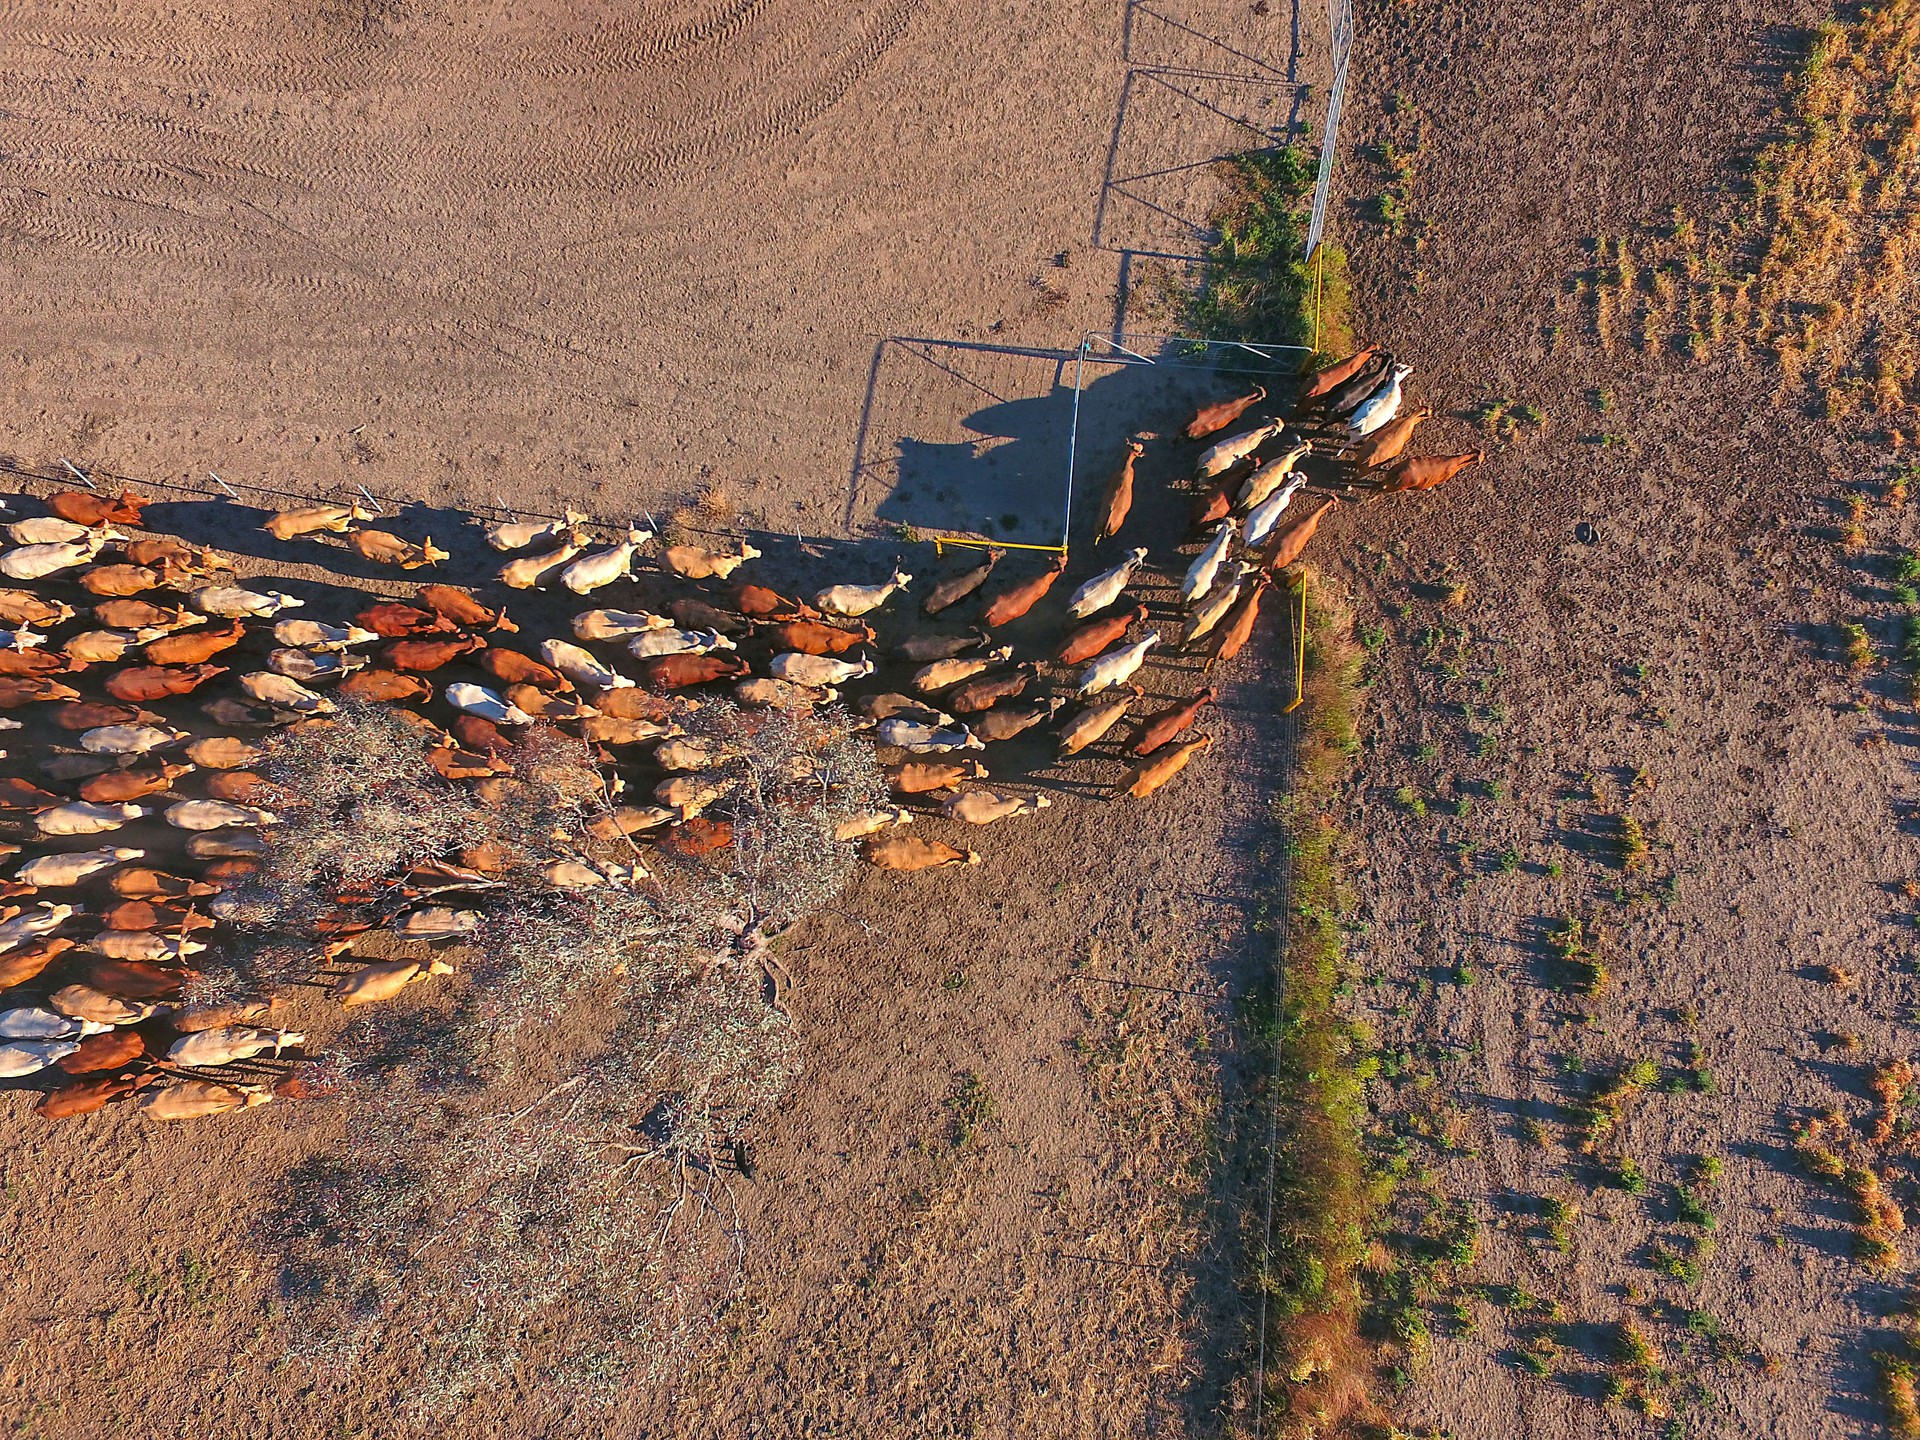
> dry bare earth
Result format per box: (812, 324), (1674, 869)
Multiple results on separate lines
(0, 6), (1342, 1433)
(1322, 0), (1917, 1436)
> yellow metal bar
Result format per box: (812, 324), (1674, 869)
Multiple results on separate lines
(931, 536), (1068, 557)
(1282, 571), (1308, 713)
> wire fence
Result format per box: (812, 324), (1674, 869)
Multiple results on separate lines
(1304, 0), (1353, 262)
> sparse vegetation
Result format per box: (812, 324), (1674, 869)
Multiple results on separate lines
(1575, 1059), (1658, 1152)
(1186, 145), (1353, 357)
(1475, 397), (1546, 437)
(239, 700), (886, 1420)
(1549, 915), (1608, 994)
(1618, 813), (1650, 871)
(1843, 621), (1876, 670)
(1250, 576), (1385, 1429)
(1601, 0), (1920, 413)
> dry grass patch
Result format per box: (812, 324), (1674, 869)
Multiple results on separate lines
(1580, 0), (1920, 421)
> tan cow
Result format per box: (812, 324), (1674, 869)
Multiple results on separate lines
(263, 502), (374, 542)
(663, 539), (761, 580)
(861, 835), (979, 870)
(1122, 734), (1214, 797)
(943, 788), (1052, 825)
(887, 759), (988, 794)
(139, 1080), (274, 1121)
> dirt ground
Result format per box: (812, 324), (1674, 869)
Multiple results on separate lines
(0, 0), (1903, 1437)
(1321, 0), (1920, 1435)
(0, 4), (1325, 1436)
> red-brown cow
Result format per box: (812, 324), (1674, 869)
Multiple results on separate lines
(634, 653), (750, 690)
(1057, 604), (1147, 665)
(1379, 451), (1485, 493)
(1127, 686), (1217, 757)
(981, 556), (1067, 628)
(105, 664), (226, 703)
(384, 634), (485, 671)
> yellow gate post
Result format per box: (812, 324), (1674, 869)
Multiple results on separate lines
(1282, 570), (1308, 713)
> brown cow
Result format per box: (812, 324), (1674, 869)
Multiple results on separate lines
(1203, 577), (1271, 667)
(1185, 385), (1268, 441)
(922, 552), (1001, 616)
(897, 630), (989, 663)
(1122, 734), (1214, 798)
(348, 530), (449, 568)
(0, 592), (71, 627)
(634, 653), (749, 690)
(887, 759), (987, 794)
(451, 714), (512, 755)
(1379, 450), (1485, 493)
(385, 633), (485, 671)
(81, 958), (191, 1000)
(1350, 406), (1432, 469)
(0, 938), (75, 989)
(81, 763), (191, 804)
(981, 556), (1068, 627)
(109, 868), (217, 901)
(670, 597), (749, 635)
(1057, 604), (1147, 665)
(53, 701), (156, 732)
(184, 737), (262, 770)
(417, 585), (516, 632)
(663, 817), (733, 856)
(1095, 440), (1144, 545)
(477, 647), (573, 692)
(1187, 478), (1235, 537)
(79, 564), (161, 597)
(0, 776), (60, 809)
(203, 771), (264, 802)
(1258, 496), (1338, 574)
(355, 602), (453, 638)
(35, 1073), (147, 1120)
(760, 620), (875, 655)
(62, 632), (141, 668)
(57, 1029), (148, 1074)
(1295, 345), (1379, 408)
(732, 584), (817, 621)
(124, 537), (222, 576)
(93, 600), (201, 633)
(0, 649), (66, 677)
(0, 677), (79, 707)
(101, 899), (212, 932)
(143, 621), (245, 667)
(507, 685), (597, 722)
(1128, 687), (1217, 756)
(862, 834), (979, 870)
(50, 488), (145, 527)
(105, 664), (226, 703)
(949, 664), (1036, 714)
(427, 745), (508, 780)
(337, 668), (433, 703)
(972, 695), (1064, 742)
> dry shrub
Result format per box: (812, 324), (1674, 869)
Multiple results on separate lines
(1872, 1058), (1916, 1143)
(238, 698), (883, 1424)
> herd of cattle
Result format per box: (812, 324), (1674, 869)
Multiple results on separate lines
(0, 341), (1473, 1124)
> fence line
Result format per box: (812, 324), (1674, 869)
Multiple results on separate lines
(1304, 0), (1353, 262)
